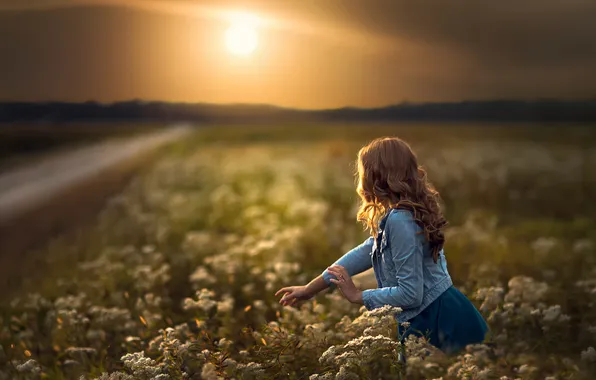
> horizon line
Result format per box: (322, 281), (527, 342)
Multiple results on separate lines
(1, 98), (596, 112)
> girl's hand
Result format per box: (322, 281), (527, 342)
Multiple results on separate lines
(275, 285), (314, 307)
(327, 265), (363, 304)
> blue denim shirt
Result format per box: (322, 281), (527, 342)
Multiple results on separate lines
(322, 208), (453, 322)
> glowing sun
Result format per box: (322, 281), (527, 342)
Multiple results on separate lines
(225, 12), (259, 56)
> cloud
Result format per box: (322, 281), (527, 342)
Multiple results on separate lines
(333, 1), (596, 68)
(0, 0), (83, 11)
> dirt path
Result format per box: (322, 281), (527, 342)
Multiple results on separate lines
(0, 124), (192, 224)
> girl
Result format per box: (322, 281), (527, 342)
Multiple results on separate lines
(275, 137), (488, 354)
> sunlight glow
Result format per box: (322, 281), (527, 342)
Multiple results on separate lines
(224, 12), (259, 56)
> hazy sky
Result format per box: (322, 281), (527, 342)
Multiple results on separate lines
(1, 0), (596, 108)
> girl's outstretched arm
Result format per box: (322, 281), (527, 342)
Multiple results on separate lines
(275, 237), (374, 306)
(361, 215), (425, 311)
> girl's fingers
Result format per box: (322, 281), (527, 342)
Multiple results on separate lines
(327, 269), (340, 276)
(275, 287), (291, 296)
(280, 297), (298, 308)
(328, 268), (348, 281)
(328, 265), (347, 275)
(279, 291), (290, 299)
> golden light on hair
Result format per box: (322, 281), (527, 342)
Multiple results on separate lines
(356, 137), (447, 262)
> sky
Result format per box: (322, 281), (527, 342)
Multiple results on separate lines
(1, 0), (596, 109)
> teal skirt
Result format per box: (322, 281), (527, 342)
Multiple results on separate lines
(398, 286), (489, 355)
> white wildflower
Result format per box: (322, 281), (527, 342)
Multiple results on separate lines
(475, 286), (504, 312)
(518, 364), (537, 374)
(319, 345), (339, 365)
(222, 358), (237, 372)
(121, 352), (162, 378)
(201, 362), (222, 380)
(505, 276), (548, 304)
(183, 289), (217, 312)
(573, 239), (593, 253)
(216, 294), (234, 314)
(189, 266), (216, 285)
(365, 304), (402, 318)
(253, 300), (267, 311)
(217, 338), (233, 351)
(65, 347), (97, 361)
(581, 346), (596, 362)
(16, 359), (41, 374)
(335, 365), (359, 380)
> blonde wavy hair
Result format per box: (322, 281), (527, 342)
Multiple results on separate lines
(356, 137), (447, 263)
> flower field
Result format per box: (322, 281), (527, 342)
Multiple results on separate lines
(2, 123), (596, 379)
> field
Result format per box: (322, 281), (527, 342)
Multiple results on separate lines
(1, 123), (596, 379)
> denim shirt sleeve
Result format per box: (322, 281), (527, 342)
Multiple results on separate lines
(361, 215), (424, 311)
(321, 237), (374, 286)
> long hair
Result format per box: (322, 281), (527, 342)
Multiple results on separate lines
(356, 137), (447, 263)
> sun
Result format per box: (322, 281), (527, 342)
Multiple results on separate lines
(224, 12), (259, 56)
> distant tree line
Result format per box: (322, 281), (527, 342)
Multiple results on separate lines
(1, 100), (595, 124)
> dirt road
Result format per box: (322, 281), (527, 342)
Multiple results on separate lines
(0, 124), (192, 224)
